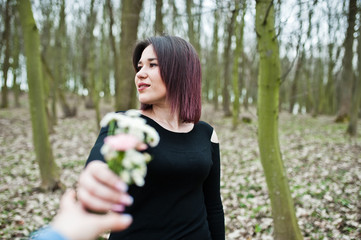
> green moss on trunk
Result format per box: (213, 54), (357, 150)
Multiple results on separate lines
(17, 0), (60, 191)
(255, 1), (303, 239)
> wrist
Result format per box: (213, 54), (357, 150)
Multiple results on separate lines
(30, 226), (67, 240)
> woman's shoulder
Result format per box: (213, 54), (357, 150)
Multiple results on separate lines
(195, 120), (214, 137)
(197, 120), (214, 130)
(196, 121), (219, 143)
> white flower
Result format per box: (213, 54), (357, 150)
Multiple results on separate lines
(100, 110), (159, 187)
(122, 155), (134, 169)
(120, 171), (131, 184)
(127, 150), (145, 165)
(125, 109), (141, 117)
(117, 116), (146, 130)
(127, 128), (145, 142)
(132, 167), (147, 186)
(100, 144), (117, 160)
(141, 125), (160, 147)
(100, 112), (124, 127)
(143, 153), (152, 163)
(132, 173), (145, 186)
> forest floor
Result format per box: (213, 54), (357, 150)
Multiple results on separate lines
(0, 98), (360, 240)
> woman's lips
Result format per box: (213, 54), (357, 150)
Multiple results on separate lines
(138, 83), (150, 91)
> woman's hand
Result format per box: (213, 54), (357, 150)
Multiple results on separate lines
(51, 189), (132, 240)
(77, 161), (133, 213)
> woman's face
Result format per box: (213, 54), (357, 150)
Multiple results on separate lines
(135, 45), (167, 107)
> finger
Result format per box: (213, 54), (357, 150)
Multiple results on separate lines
(136, 143), (148, 151)
(59, 189), (77, 209)
(77, 187), (114, 212)
(87, 161), (128, 192)
(78, 169), (133, 206)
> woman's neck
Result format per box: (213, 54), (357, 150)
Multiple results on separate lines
(142, 105), (193, 133)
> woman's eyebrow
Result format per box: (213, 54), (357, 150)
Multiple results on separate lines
(138, 58), (157, 65)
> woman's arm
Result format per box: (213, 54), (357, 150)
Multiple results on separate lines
(203, 129), (225, 240)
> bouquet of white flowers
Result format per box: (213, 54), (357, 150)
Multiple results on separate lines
(99, 110), (159, 187)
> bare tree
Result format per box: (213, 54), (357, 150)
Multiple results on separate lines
(346, 5), (361, 136)
(211, 0), (220, 110)
(255, 0), (303, 239)
(1, 0), (11, 108)
(222, 2), (238, 117)
(335, 0), (357, 122)
(17, 0), (61, 191)
(155, 0), (164, 35)
(116, 0), (144, 110)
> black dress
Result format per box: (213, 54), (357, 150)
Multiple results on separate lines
(86, 114), (225, 240)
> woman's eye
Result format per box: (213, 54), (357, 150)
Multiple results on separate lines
(136, 65), (142, 71)
(150, 63), (158, 67)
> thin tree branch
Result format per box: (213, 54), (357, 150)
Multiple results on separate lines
(263, 0), (274, 26)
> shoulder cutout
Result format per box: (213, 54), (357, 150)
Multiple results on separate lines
(211, 129), (219, 143)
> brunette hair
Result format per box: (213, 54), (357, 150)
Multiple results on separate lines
(132, 35), (201, 123)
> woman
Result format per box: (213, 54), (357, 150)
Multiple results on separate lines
(78, 35), (225, 240)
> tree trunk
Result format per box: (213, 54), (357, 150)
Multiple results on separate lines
(80, 0), (97, 110)
(100, 6), (111, 103)
(289, 51), (303, 114)
(17, 0), (61, 191)
(316, 45), (326, 115)
(155, 0), (164, 35)
(39, 2), (58, 125)
(346, 9), (361, 136)
(289, 0), (304, 114)
(186, 0), (196, 49)
(325, 41), (336, 115)
(211, 1), (220, 110)
(107, 0), (121, 108)
(195, 0), (203, 58)
(186, 0), (202, 57)
(223, 3), (238, 117)
(312, 41), (325, 117)
(304, 1), (316, 114)
(41, 53), (57, 133)
(169, 0), (179, 35)
(324, 5), (339, 115)
(232, 0), (245, 128)
(88, 45), (100, 129)
(255, 1), (303, 239)
(116, 0), (144, 110)
(335, 0), (357, 122)
(55, 0), (76, 118)
(86, 0), (100, 127)
(12, 9), (21, 108)
(1, 0), (11, 109)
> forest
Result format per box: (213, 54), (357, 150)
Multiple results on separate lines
(0, 0), (360, 239)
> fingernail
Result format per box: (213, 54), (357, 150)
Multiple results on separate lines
(120, 195), (133, 205)
(121, 214), (133, 223)
(116, 182), (128, 192)
(112, 204), (125, 212)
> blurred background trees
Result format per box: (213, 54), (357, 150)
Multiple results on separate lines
(0, 0), (359, 134)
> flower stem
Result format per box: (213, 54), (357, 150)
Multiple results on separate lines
(108, 120), (116, 136)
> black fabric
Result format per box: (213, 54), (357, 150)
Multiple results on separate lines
(86, 114), (225, 240)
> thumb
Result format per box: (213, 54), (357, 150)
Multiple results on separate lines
(59, 189), (77, 209)
(96, 213), (133, 233)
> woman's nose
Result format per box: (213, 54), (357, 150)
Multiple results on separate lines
(136, 67), (147, 79)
